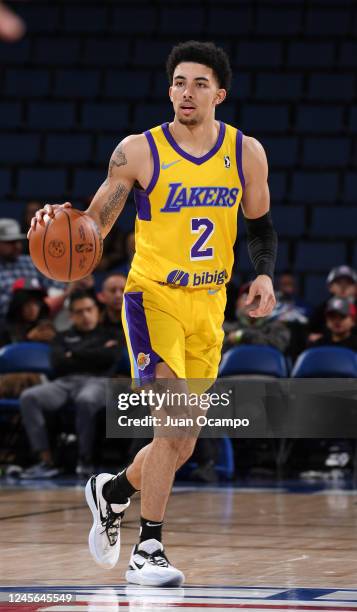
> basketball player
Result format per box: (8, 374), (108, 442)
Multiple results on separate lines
(29, 41), (277, 586)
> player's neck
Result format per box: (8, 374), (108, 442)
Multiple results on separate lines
(169, 117), (220, 158)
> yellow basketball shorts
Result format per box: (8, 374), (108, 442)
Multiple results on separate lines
(122, 269), (226, 385)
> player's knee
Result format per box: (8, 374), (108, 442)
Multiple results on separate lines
(177, 438), (196, 465)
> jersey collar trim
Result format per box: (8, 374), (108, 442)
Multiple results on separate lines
(161, 121), (226, 166)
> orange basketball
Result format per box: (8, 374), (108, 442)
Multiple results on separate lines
(29, 208), (103, 282)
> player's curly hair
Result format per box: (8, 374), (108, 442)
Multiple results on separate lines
(166, 40), (232, 92)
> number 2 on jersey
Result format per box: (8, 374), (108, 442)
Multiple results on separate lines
(190, 218), (214, 261)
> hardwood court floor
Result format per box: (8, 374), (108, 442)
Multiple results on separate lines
(1, 483), (357, 588)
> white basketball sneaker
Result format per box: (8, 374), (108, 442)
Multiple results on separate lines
(126, 539), (185, 587)
(85, 473), (130, 569)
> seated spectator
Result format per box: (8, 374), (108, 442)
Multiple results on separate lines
(52, 274), (96, 331)
(223, 282), (290, 354)
(98, 273), (126, 327)
(273, 271), (311, 360)
(307, 296), (357, 350)
(309, 265), (357, 341)
(19, 290), (121, 479)
(0, 218), (64, 319)
(0, 277), (55, 346)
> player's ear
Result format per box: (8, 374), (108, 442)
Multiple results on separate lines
(215, 89), (226, 106)
(169, 85), (173, 102)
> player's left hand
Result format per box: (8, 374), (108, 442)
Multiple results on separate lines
(245, 275), (276, 318)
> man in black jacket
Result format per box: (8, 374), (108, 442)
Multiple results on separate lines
(20, 290), (121, 478)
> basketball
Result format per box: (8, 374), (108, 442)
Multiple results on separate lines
(29, 208), (103, 282)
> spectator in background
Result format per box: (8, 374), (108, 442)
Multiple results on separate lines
(52, 274), (96, 331)
(0, 218), (64, 319)
(223, 282), (290, 354)
(0, 277), (55, 346)
(273, 271), (311, 359)
(307, 297), (357, 350)
(98, 273), (126, 328)
(21, 201), (42, 255)
(19, 290), (121, 479)
(309, 265), (357, 342)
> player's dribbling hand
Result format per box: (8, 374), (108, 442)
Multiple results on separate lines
(245, 275), (276, 318)
(27, 202), (72, 238)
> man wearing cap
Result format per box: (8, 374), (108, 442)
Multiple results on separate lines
(0, 218), (64, 320)
(308, 265), (357, 342)
(308, 296), (357, 350)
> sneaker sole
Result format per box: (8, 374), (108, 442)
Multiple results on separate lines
(125, 569), (184, 587)
(85, 475), (118, 570)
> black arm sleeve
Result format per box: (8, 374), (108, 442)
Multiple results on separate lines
(244, 211), (278, 280)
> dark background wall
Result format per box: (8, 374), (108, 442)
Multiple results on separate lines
(1, 0), (357, 303)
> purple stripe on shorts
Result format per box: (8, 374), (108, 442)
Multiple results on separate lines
(124, 291), (161, 383)
(144, 130), (160, 194)
(236, 129), (245, 190)
(161, 121), (226, 165)
(134, 188), (151, 221)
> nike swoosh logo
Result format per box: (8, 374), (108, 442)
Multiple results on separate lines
(134, 561), (145, 569)
(146, 521), (163, 527)
(161, 160), (181, 170)
(208, 289), (219, 295)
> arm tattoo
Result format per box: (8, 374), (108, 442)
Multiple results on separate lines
(107, 143), (127, 180)
(99, 183), (129, 229)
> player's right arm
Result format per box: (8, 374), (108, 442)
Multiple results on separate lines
(28, 134), (151, 239)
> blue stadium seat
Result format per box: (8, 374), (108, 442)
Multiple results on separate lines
(81, 103), (129, 130)
(349, 107), (357, 132)
(54, 70), (100, 98)
(72, 169), (106, 199)
(5, 69), (50, 97)
(0, 39), (30, 65)
(104, 70), (151, 99)
(291, 172), (338, 203)
(236, 42), (283, 68)
(63, 7), (107, 31)
(256, 7), (302, 35)
(133, 41), (176, 67)
(238, 240), (289, 273)
(45, 135), (92, 164)
(256, 74), (303, 100)
(17, 169), (66, 199)
(216, 103), (236, 125)
(262, 137), (298, 168)
(0, 135), (39, 163)
(306, 9), (350, 36)
(0, 171), (10, 197)
(340, 43), (357, 66)
(112, 7), (156, 33)
(16, 5), (59, 32)
(230, 73), (251, 100)
(351, 246), (357, 270)
(295, 242), (346, 272)
(82, 40), (130, 67)
(0, 103), (21, 128)
(291, 347), (357, 378)
(302, 138), (350, 167)
(207, 8), (252, 34)
(34, 38), (80, 65)
(160, 8), (204, 33)
(270, 206), (305, 237)
(0, 202), (24, 222)
(310, 207), (357, 238)
(28, 102), (75, 130)
(308, 74), (354, 100)
(304, 274), (329, 306)
(288, 42), (335, 67)
(296, 106), (343, 133)
(0, 343), (52, 376)
(344, 172), (357, 202)
(268, 172), (287, 202)
(241, 105), (289, 133)
(133, 103), (172, 132)
(219, 346), (288, 378)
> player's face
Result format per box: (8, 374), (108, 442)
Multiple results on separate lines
(70, 298), (99, 331)
(102, 275), (126, 310)
(169, 62), (226, 126)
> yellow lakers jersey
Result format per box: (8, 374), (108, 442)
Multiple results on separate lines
(131, 121), (244, 289)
